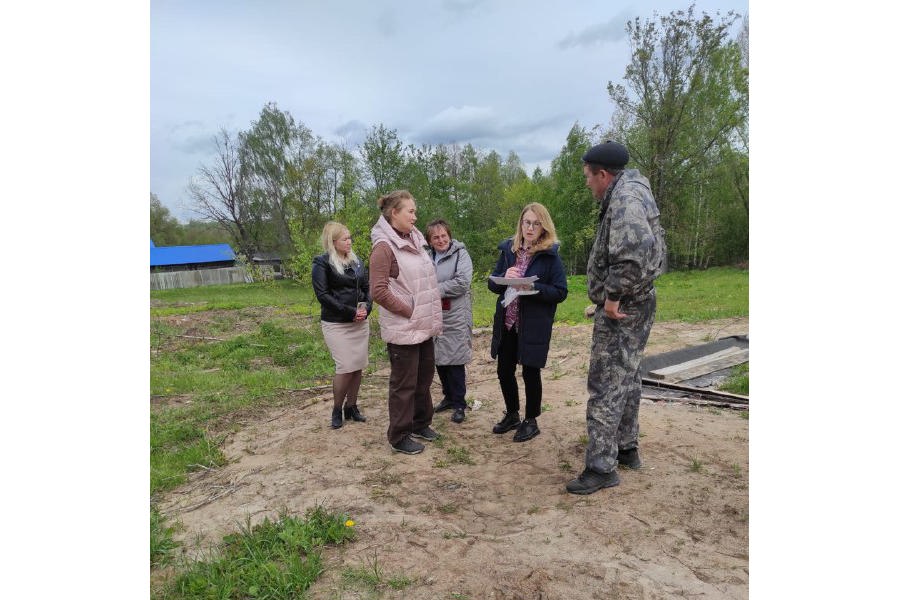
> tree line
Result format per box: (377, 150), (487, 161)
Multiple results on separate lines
(151, 5), (748, 276)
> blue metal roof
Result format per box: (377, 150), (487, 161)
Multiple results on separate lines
(150, 243), (236, 267)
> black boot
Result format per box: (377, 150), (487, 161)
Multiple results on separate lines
(331, 408), (343, 429)
(492, 411), (521, 434)
(344, 405), (366, 422)
(512, 418), (540, 442)
(434, 398), (453, 413)
(565, 469), (620, 495)
(617, 447), (641, 469)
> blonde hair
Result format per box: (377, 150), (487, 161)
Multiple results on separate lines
(321, 221), (359, 274)
(511, 202), (559, 253)
(377, 189), (414, 223)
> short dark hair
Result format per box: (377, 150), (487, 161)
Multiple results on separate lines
(586, 163), (623, 176)
(425, 219), (452, 243)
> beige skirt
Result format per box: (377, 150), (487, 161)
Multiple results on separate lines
(321, 320), (370, 374)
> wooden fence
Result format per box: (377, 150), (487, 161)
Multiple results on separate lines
(150, 267), (252, 291)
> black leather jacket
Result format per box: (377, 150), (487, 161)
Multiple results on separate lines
(311, 253), (372, 323)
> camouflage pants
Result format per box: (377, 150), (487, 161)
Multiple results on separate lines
(585, 292), (656, 474)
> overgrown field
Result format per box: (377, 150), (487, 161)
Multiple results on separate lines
(150, 267), (748, 597)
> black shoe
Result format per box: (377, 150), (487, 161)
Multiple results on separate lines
(512, 418), (540, 442)
(451, 407), (466, 423)
(344, 405), (367, 422)
(330, 408), (343, 429)
(410, 426), (439, 442)
(565, 469), (620, 495)
(434, 398), (453, 413)
(391, 436), (425, 455)
(492, 411), (521, 434)
(617, 447), (641, 469)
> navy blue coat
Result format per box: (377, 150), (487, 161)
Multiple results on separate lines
(488, 239), (568, 368)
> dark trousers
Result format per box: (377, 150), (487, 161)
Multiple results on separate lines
(436, 364), (467, 409)
(386, 339), (435, 446)
(496, 327), (542, 419)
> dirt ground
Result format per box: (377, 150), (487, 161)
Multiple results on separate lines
(156, 316), (749, 599)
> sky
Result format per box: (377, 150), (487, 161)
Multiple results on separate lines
(151, 0), (748, 222)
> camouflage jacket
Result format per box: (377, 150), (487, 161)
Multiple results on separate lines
(587, 169), (666, 304)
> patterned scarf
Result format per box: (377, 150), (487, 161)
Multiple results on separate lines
(504, 247), (533, 331)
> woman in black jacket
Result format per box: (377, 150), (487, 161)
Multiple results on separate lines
(487, 203), (568, 442)
(312, 221), (373, 429)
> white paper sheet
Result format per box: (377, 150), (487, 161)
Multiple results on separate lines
(501, 287), (538, 307)
(489, 275), (538, 286)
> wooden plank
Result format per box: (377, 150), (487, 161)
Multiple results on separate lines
(647, 347), (749, 383)
(641, 379), (749, 402)
(642, 392), (748, 410)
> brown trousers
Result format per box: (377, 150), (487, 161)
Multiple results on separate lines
(386, 339), (436, 445)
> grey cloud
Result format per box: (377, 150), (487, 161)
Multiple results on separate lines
(333, 120), (369, 146)
(166, 121), (218, 154)
(557, 10), (633, 49)
(442, 0), (484, 16)
(169, 120), (205, 133)
(411, 105), (576, 153)
(173, 135), (218, 155)
(376, 8), (396, 37)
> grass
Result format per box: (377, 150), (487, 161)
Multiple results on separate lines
(719, 362), (749, 395)
(151, 321), (339, 399)
(340, 549), (413, 595)
(653, 267), (749, 322)
(151, 280), (320, 316)
(445, 445), (475, 465)
(151, 506), (181, 567)
(151, 409), (227, 494)
(156, 506), (356, 600)
(447, 266), (745, 327)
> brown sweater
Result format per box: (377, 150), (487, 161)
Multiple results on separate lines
(370, 239), (412, 318)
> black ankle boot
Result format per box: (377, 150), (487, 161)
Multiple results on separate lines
(331, 408), (343, 429)
(344, 405), (366, 422)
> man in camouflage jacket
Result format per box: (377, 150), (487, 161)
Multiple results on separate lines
(566, 141), (667, 495)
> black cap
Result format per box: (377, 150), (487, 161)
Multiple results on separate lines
(582, 141), (629, 169)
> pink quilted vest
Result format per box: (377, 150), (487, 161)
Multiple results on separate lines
(370, 216), (443, 345)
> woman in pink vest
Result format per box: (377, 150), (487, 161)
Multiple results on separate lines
(370, 190), (443, 455)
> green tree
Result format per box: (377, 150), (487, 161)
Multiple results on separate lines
(464, 150), (506, 270)
(180, 220), (232, 246)
(361, 124), (406, 195)
(606, 3), (747, 269)
(500, 150), (528, 187)
(239, 102), (324, 254)
(150, 193), (182, 246)
(542, 123), (597, 274)
(414, 143), (455, 222)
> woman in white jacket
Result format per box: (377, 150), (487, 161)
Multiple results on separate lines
(426, 219), (473, 424)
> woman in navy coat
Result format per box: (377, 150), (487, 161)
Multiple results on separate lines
(487, 202), (568, 442)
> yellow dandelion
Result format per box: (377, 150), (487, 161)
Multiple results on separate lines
(345, 519), (355, 527)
